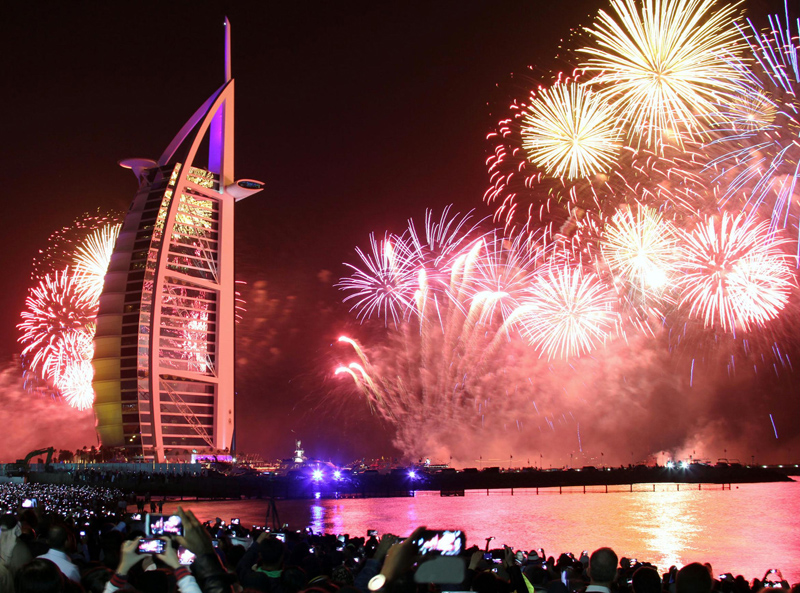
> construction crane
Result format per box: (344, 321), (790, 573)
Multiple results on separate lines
(5, 447), (55, 477)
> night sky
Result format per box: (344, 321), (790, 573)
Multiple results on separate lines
(2, 1), (795, 464)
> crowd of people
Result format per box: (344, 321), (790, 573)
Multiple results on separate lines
(0, 483), (795, 593)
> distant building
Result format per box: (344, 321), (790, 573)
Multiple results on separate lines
(92, 20), (263, 461)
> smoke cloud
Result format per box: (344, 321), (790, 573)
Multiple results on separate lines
(335, 326), (800, 468)
(0, 361), (97, 462)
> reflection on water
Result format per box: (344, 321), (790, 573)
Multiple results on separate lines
(166, 481), (800, 582)
(636, 491), (698, 570)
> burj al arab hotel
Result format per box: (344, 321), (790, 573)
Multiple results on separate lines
(92, 19), (263, 461)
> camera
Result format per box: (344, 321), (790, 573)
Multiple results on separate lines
(146, 514), (184, 536)
(414, 530), (465, 556)
(137, 538), (166, 555)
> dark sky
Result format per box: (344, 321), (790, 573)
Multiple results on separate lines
(2, 1), (793, 464)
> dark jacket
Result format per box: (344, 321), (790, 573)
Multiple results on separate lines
(192, 552), (235, 593)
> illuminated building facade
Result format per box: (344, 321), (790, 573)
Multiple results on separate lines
(92, 20), (263, 461)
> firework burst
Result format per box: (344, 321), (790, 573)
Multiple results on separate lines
(338, 207), (488, 324)
(522, 81), (621, 180)
(336, 1), (800, 466)
(18, 269), (96, 385)
(579, 0), (744, 148)
(52, 332), (96, 410)
(466, 229), (551, 324)
(602, 204), (678, 309)
(516, 262), (619, 360)
(676, 213), (794, 332)
(338, 234), (418, 325)
(19, 213), (121, 410)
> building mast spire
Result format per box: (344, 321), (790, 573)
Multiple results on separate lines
(224, 17), (232, 82)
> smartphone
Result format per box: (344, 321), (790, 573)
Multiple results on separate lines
(80, 531), (87, 537)
(274, 533), (286, 542)
(146, 514), (184, 536)
(21, 499), (37, 508)
(231, 518), (240, 525)
(131, 513), (142, 521)
(137, 538), (167, 555)
(212, 539), (220, 548)
(367, 529), (378, 537)
(414, 530), (465, 556)
(177, 546), (196, 565)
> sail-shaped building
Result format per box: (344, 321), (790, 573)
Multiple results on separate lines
(92, 19), (263, 461)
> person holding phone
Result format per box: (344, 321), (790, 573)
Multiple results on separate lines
(236, 530), (286, 591)
(107, 536), (201, 593)
(107, 507), (233, 593)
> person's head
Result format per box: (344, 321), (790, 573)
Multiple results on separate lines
(331, 565), (353, 587)
(81, 565), (113, 593)
(676, 563), (713, 593)
(632, 566), (661, 593)
(15, 558), (64, 593)
(523, 566), (548, 587)
(473, 570), (503, 593)
(282, 566), (308, 593)
(0, 514), (17, 531)
(589, 548), (618, 585)
(46, 526), (69, 552)
(259, 537), (286, 570)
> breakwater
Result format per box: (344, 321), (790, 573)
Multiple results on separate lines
(27, 463), (792, 500)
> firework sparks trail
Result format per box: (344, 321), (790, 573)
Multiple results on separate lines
(73, 223), (121, 302)
(708, 7), (800, 255)
(579, 0), (745, 148)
